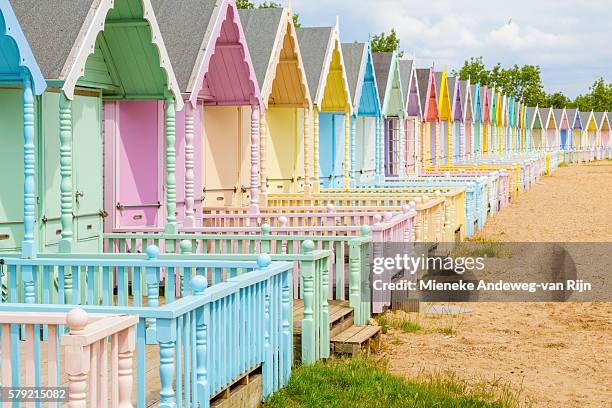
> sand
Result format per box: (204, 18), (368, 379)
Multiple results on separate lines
(381, 162), (612, 407)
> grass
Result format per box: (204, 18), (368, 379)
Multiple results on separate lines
(265, 357), (526, 408)
(375, 312), (422, 334)
(455, 236), (512, 258)
(558, 162), (570, 168)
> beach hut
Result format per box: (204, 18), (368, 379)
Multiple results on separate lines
(519, 100), (528, 152)
(297, 24), (352, 190)
(594, 112), (610, 155)
(373, 51), (405, 177)
(0, 0), (47, 256)
(485, 87), (496, 154)
(480, 86), (491, 154)
(239, 6), (311, 201)
(470, 83), (483, 157)
(527, 106), (544, 150)
(566, 108), (581, 153)
(447, 75), (463, 164)
(553, 109), (570, 150)
(542, 107), (558, 151)
(342, 42), (381, 185)
(150, 0), (260, 226)
(459, 79), (473, 161)
(398, 59), (421, 175)
(495, 92), (504, 154)
(579, 110), (596, 149)
(416, 67), (439, 168)
(434, 71), (452, 165)
(13, 0), (182, 252)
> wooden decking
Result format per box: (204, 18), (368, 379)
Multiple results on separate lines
(331, 325), (381, 356)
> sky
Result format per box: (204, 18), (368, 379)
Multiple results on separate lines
(290, 0), (612, 98)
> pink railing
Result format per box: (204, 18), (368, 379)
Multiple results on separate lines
(0, 308), (138, 408)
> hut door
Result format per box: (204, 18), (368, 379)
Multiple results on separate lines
(113, 101), (163, 229)
(203, 106), (240, 207)
(73, 94), (103, 251)
(332, 113), (345, 188)
(560, 130), (567, 149)
(41, 92), (62, 251)
(0, 89), (24, 251)
(317, 112), (334, 188)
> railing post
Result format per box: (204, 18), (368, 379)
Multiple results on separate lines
(359, 225), (372, 323)
(325, 203), (335, 226)
(157, 317), (177, 408)
(180, 240), (194, 295)
(260, 224), (271, 254)
(118, 325), (136, 407)
(22, 77), (36, 258)
(59, 93), (74, 254)
(300, 241), (317, 364)
(66, 309), (90, 408)
(258, 254), (274, 397)
(165, 96), (177, 234)
(145, 245), (160, 344)
(250, 105), (260, 210)
(192, 275), (209, 406)
(349, 235), (363, 324)
(281, 260), (292, 386)
(184, 102), (196, 228)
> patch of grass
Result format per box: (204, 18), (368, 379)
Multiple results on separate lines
(558, 162), (569, 168)
(375, 312), (422, 334)
(265, 358), (526, 407)
(457, 236), (512, 258)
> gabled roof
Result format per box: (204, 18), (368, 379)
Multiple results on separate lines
(153, 0), (257, 107)
(239, 7), (309, 107)
(566, 108), (579, 128)
(542, 107), (556, 128)
(552, 108), (567, 128)
(398, 59), (413, 103)
(416, 68), (431, 115)
(372, 52), (393, 107)
(579, 111), (594, 129)
(0, 0), (46, 94)
(593, 111), (605, 128)
(239, 7), (284, 90)
(15, 0), (182, 107)
(434, 71), (443, 101)
(341, 42), (366, 107)
(296, 25), (350, 112)
(447, 76), (462, 121)
(528, 106), (542, 129)
(460, 80), (472, 121)
(398, 59), (420, 116)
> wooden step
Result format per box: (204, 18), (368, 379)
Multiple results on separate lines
(293, 299), (353, 334)
(331, 325), (382, 357)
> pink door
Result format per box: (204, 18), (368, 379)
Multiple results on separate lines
(105, 101), (164, 230)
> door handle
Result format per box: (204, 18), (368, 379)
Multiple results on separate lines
(75, 191), (84, 201)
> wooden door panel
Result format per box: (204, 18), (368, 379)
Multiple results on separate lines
(0, 89), (24, 250)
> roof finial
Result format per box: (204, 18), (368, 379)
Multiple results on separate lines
(336, 15), (340, 29)
(288, 0), (292, 12)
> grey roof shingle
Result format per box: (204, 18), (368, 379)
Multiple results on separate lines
(459, 80), (468, 107)
(11, 0), (95, 79)
(341, 42), (366, 107)
(296, 27), (333, 101)
(527, 107), (539, 127)
(447, 76), (457, 105)
(372, 52), (393, 107)
(579, 111), (592, 128)
(565, 108), (578, 127)
(552, 108), (565, 126)
(398, 59), (414, 105)
(151, 0), (217, 92)
(416, 68), (431, 113)
(593, 111), (605, 127)
(239, 8), (284, 88)
(434, 71), (443, 101)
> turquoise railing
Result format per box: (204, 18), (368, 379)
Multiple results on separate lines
(101, 228), (372, 324)
(0, 255), (292, 407)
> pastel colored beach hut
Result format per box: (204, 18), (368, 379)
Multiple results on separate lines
(434, 71), (452, 165)
(341, 42), (381, 185)
(480, 86), (491, 154)
(151, 0), (260, 226)
(0, 0), (47, 257)
(527, 106), (544, 150)
(373, 51), (406, 177)
(542, 107), (558, 151)
(579, 110), (596, 150)
(416, 67), (439, 168)
(239, 7), (311, 199)
(447, 75), (463, 164)
(12, 0), (182, 252)
(398, 59), (422, 175)
(553, 108), (570, 150)
(566, 108), (581, 153)
(470, 82), (483, 157)
(594, 112), (610, 153)
(459, 79), (473, 161)
(487, 87), (497, 154)
(297, 24), (352, 190)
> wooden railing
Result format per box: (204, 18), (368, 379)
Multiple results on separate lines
(101, 230), (373, 321)
(0, 308), (138, 407)
(0, 255), (293, 406)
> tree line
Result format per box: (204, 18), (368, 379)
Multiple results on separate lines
(370, 31), (612, 112)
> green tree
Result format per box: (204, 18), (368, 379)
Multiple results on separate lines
(371, 29), (403, 57)
(546, 92), (572, 109)
(453, 57), (489, 85)
(574, 78), (612, 111)
(236, 0), (301, 27)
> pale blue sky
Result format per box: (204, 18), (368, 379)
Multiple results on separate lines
(288, 0), (611, 98)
